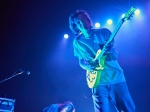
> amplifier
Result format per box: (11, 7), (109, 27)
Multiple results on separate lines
(0, 97), (15, 112)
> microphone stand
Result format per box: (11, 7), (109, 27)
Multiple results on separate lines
(0, 70), (24, 84)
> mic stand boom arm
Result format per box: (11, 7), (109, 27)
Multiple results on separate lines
(0, 70), (24, 84)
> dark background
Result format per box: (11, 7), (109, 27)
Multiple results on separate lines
(0, 0), (150, 112)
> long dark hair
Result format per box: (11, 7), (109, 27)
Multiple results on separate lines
(69, 10), (93, 36)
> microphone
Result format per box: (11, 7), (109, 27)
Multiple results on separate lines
(18, 69), (30, 75)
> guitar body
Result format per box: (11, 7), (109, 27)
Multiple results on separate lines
(86, 70), (101, 88)
(86, 56), (105, 88)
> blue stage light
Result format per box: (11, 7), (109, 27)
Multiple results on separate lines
(107, 19), (113, 25)
(134, 9), (140, 15)
(95, 23), (100, 28)
(64, 34), (69, 39)
(122, 14), (125, 18)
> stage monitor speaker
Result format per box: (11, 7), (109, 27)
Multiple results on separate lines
(0, 97), (15, 112)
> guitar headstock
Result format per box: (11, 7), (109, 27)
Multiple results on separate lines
(122, 6), (136, 22)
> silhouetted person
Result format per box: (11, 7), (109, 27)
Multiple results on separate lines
(42, 101), (75, 112)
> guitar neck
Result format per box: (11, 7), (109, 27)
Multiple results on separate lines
(96, 19), (124, 60)
(106, 20), (124, 44)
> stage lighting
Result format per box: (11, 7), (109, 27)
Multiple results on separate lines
(95, 23), (100, 28)
(64, 34), (69, 39)
(134, 9), (140, 15)
(107, 19), (112, 25)
(122, 14), (125, 18)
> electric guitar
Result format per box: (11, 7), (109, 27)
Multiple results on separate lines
(86, 6), (136, 88)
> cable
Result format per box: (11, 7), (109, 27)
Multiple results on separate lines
(82, 83), (94, 98)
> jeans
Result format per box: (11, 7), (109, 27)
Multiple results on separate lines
(92, 82), (135, 112)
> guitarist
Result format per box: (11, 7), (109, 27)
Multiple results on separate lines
(69, 10), (135, 112)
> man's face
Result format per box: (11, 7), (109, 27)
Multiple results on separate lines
(74, 14), (91, 32)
